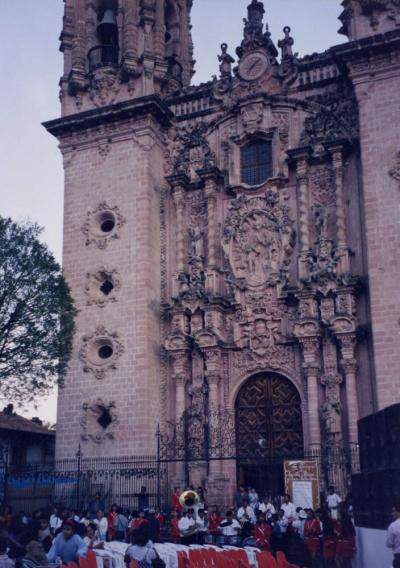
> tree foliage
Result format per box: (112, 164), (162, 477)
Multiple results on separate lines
(0, 217), (76, 404)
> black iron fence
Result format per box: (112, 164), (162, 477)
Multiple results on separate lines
(0, 455), (169, 515)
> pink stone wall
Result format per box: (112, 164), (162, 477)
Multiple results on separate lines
(56, 126), (163, 458)
(354, 72), (400, 410)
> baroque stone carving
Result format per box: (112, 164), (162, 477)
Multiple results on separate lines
(167, 122), (215, 177)
(300, 91), (359, 147)
(89, 68), (120, 108)
(81, 399), (118, 443)
(240, 103), (263, 132)
(236, 0), (278, 59)
(310, 166), (336, 206)
(81, 202), (126, 249)
(84, 267), (121, 307)
(79, 325), (124, 380)
(223, 190), (295, 289)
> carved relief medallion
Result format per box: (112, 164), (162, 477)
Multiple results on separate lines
(223, 190), (295, 288)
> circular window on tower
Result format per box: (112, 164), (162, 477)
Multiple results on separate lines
(85, 267), (121, 307)
(79, 325), (124, 380)
(81, 202), (126, 249)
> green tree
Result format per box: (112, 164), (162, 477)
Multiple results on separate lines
(0, 217), (76, 404)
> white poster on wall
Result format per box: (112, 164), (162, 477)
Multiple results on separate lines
(292, 480), (313, 509)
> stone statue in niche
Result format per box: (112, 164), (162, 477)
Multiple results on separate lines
(188, 227), (205, 259)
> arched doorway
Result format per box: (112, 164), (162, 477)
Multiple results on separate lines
(235, 373), (303, 496)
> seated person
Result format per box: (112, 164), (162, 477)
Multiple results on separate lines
(83, 523), (103, 550)
(219, 511), (240, 545)
(47, 520), (87, 564)
(37, 516), (52, 553)
(125, 527), (156, 568)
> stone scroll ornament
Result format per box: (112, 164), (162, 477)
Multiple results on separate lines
(80, 399), (118, 443)
(222, 189), (295, 289)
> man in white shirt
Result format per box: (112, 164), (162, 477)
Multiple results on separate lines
(178, 509), (197, 545)
(386, 503), (400, 568)
(280, 494), (296, 519)
(259, 496), (276, 519)
(219, 511), (240, 545)
(326, 486), (341, 520)
(237, 499), (256, 524)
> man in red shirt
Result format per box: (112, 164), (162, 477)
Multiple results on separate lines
(171, 487), (182, 512)
(254, 512), (272, 550)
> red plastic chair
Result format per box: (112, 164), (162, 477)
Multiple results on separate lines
(257, 550), (278, 568)
(188, 548), (204, 567)
(177, 550), (189, 568)
(85, 551), (97, 568)
(275, 551), (298, 568)
(79, 557), (89, 568)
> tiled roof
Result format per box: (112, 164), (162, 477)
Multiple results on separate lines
(0, 412), (55, 436)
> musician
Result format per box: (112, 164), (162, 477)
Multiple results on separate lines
(237, 498), (256, 541)
(196, 509), (208, 545)
(208, 506), (222, 532)
(219, 510), (240, 545)
(259, 495), (276, 519)
(281, 494), (296, 520)
(171, 487), (182, 512)
(169, 510), (180, 543)
(253, 512), (272, 550)
(178, 509), (197, 545)
(304, 509), (322, 564)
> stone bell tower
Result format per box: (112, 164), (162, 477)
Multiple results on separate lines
(44, 0), (194, 458)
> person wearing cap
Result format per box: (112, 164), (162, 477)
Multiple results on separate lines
(47, 520), (88, 564)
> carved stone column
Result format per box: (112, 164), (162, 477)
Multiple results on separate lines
(338, 334), (359, 443)
(121, 0), (138, 77)
(198, 168), (223, 295)
(171, 351), (190, 485)
(167, 174), (190, 274)
(291, 149), (311, 279)
(207, 371), (222, 476)
(70, 11), (87, 93)
(329, 143), (350, 274)
(300, 339), (321, 449)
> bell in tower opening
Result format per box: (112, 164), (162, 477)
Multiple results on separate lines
(88, 1), (119, 71)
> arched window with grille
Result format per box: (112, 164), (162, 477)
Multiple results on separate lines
(241, 139), (273, 186)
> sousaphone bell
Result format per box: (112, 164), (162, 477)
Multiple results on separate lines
(179, 489), (200, 508)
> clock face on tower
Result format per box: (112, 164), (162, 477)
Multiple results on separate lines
(238, 51), (268, 81)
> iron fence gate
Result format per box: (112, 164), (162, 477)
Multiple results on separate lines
(0, 455), (169, 514)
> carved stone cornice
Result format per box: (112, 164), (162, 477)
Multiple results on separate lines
(43, 95), (173, 139)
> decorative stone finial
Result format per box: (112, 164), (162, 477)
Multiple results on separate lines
(236, 0), (278, 58)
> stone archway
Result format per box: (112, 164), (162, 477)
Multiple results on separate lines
(235, 372), (304, 496)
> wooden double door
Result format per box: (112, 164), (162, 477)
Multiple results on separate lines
(236, 373), (303, 496)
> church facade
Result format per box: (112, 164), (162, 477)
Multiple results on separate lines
(45, 0), (400, 498)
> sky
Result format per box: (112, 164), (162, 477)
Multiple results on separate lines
(0, 0), (343, 423)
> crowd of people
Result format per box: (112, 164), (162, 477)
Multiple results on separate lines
(0, 484), (356, 568)
(171, 484), (356, 567)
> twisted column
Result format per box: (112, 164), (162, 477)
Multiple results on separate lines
(297, 157), (310, 253)
(330, 144), (350, 273)
(172, 187), (186, 273)
(205, 181), (218, 268)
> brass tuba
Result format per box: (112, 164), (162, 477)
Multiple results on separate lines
(179, 489), (200, 508)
